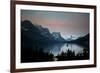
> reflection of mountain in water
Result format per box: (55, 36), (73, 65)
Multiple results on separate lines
(43, 43), (64, 56)
(42, 43), (88, 57)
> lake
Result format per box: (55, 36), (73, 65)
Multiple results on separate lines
(21, 43), (89, 62)
(41, 43), (88, 56)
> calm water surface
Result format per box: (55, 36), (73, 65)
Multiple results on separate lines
(39, 43), (88, 56)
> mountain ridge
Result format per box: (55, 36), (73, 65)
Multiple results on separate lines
(21, 20), (65, 45)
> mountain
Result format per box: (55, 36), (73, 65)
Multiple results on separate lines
(68, 34), (89, 47)
(52, 32), (65, 41)
(34, 24), (65, 42)
(21, 20), (65, 47)
(76, 34), (89, 42)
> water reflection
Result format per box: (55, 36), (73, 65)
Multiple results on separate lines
(42, 43), (88, 56)
(21, 43), (89, 62)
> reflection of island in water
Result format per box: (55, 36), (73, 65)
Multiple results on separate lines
(21, 20), (89, 63)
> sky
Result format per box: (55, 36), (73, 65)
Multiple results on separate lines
(21, 10), (89, 39)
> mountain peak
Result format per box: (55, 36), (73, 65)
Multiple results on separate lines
(21, 20), (66, 43)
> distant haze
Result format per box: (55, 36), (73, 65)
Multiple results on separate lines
(21, 10), (89, 39)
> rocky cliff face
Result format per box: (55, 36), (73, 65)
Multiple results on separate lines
(21, 20), (66, 45)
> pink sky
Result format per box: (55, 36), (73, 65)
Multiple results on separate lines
(21, 10), (89, 39)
